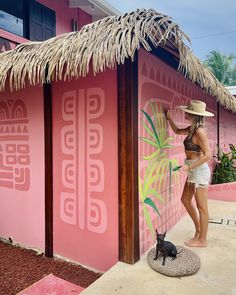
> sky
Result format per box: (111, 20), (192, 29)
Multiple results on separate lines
(107, 0), (236, 62)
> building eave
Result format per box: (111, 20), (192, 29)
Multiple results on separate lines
(69, 0), (120, 18)
(226, 86), (236, 96)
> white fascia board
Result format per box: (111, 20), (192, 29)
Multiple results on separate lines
(69, 0), (88, 7)
(88, 0), (120, 15)
(69, 0), (120, 16)
(226, 86), (236, 95)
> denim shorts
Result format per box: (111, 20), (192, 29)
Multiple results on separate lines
(185, 159), (211, 188)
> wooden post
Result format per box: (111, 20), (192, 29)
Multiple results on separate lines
(117, 54), (140, 264)
(43, 82), (53, 257)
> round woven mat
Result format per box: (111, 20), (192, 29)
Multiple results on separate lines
(147, 246), (200, 277)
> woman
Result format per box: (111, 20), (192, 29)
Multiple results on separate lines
(166, 100), (214, 247)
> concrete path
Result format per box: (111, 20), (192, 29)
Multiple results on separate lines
(81, 200), (236, 295)
(18, 273), (84, 294)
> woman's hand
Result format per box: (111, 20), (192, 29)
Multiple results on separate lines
(181, 164), (192, 172)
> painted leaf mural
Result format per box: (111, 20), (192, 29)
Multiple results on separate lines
(139, 101), (180, 235)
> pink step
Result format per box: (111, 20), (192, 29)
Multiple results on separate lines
(17, 273), (85, 295)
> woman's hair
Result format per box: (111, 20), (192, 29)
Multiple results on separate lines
(189, 114), (205, 134)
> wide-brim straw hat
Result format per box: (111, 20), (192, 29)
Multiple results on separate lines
(179, 100), (214, 117)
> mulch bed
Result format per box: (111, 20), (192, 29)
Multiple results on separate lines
(0, 240), (101, 295)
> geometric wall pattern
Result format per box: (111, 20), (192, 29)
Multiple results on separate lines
(0, 86), (45, 251)
(60, 89), (107, 233)
(0, 99), (30, 191)
(53, 71), (118, 272)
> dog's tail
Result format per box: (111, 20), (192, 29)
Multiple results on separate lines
(177, 249), (183, 255)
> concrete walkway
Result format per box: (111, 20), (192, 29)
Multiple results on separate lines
(81, 200), (236, 295)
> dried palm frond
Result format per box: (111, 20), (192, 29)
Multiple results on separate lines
(0, 8), (235, 112)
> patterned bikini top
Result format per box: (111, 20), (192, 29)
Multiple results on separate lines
(183, 129), (202, 153)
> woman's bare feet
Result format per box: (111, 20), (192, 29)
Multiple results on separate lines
(184, 231), (200, 246)
(192, 231), (200, 240)
(185, 239), (207, 247)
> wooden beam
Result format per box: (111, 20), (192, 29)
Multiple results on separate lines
(118, 54), (140, 264)
(149, 44), (180, 70)
(43, 82), (53, 258)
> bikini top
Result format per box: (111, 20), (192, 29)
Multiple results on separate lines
(183, 129), (202, 153)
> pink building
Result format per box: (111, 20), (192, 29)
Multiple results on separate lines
(0, 0), (118, 51)
(0, 6), (235, 272)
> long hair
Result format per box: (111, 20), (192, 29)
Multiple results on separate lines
(189, 114), (205, 135)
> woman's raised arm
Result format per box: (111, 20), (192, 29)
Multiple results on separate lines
(166, 110), (190, 135)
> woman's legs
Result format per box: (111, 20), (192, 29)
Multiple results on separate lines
(185, 186), (209, 247)
(181, 180), (200, 240)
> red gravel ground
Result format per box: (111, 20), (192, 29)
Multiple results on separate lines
(0, 240), (101, 295)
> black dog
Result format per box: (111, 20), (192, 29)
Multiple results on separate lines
(154, 230), (182, 265)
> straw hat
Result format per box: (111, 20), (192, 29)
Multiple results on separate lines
(179, 100), (214, 117)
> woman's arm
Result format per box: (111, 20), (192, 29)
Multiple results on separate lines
(166, 110), (190, 135)
(188, 128), (211, 170)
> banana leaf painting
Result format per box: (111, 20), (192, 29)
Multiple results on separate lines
(139, 101), (180, 235)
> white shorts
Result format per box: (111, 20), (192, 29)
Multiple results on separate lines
(185, 159), (211, 188)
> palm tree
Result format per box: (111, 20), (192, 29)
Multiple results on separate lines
(204, 50), (236, 85)
(230, 65), (236, 86)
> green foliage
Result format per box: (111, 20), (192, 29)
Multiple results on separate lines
(140, 102), (173, 160)
(212, 144), (236, 184)
(141, 109), (161, 148)
(144, 198), (161, 216)
(139, 101), (180, 234)
(230, 66), (236, 86)
(173, 165), (182, 171)
(204, 50), (236, 86)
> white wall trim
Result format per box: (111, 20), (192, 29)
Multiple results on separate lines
(69, 0), (120, 16)
(226, 86), (236, 96)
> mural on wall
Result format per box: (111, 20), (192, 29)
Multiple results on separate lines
(60, 89), (107, 233)
(0, 87), (45, 250)
(138, 48), (217, 254)
(53, 70), (118, 272)
(139, 101), (180, 235)
(0, 99), (30, 191)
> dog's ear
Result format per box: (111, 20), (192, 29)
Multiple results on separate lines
(164, 231), (166, 237)
(155, 229), (159, 236)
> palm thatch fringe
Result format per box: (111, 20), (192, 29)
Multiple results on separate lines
(0, 9), (235, 112)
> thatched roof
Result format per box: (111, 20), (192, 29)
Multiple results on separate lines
(0, 9), (235, 113)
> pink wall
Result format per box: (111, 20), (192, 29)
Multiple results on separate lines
(219, 107), (236, 148)
(78, 9), (93, 30)
(0, 0), (93, 53)
(207, 107), (236, 201)
(0, 29), (28, 52)
(38, 0), (92, 35)
(0, 0), (93, 55)
(138, 48), (217, 255)
(52, 69), (118, 272)
(208, 182), (236, 201)
(0, 86), (45, 249)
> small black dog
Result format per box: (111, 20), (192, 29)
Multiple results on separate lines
(154, 230), (182, 265)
